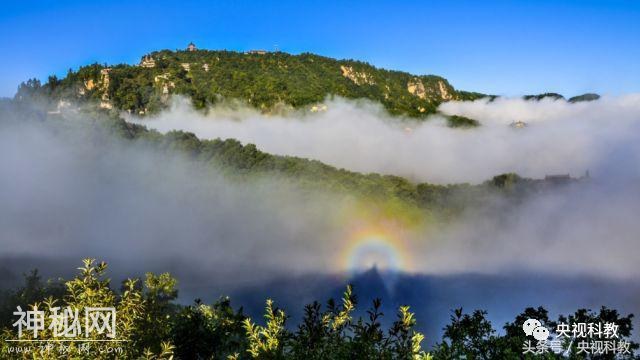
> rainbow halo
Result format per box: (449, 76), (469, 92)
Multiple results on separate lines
(341, 229), (411, 273)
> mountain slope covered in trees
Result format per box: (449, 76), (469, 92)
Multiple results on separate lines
(18, 48), (487, 118)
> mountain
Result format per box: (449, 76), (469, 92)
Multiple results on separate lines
(17, 46), (486, 118)
(568, 93), (600, 103)
(522, 92), (565, 101)
(521, 92), (601, 102)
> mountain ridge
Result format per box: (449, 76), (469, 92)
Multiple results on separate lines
(17, 47), (487, 118)
(13, 46), (601, 125)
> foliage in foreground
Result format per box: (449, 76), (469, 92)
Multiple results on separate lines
(1, 260), (638, 359)
(0, 260), (431, 359)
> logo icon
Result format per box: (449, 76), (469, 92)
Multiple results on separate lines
(523, 318), (549, 341)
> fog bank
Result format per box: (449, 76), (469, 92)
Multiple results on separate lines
(130, 95), (640, 184)
(0, 117), (351, 288)
(1, 96), (640, 298)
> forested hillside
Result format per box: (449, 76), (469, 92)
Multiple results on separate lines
(16, 47), (486, 118)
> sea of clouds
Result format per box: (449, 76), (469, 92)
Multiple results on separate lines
(130, 95), (640, 184)
(1, 95), (640, 297)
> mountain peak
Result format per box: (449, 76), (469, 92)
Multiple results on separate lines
(23, 48), (487, 118)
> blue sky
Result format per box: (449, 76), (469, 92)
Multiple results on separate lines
(0, 0), (638, 97)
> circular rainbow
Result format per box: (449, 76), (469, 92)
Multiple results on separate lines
(340, 229), (412, 273)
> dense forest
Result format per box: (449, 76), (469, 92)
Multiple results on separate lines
(13, 46), (600, 130)
(15, 48), (487, 119)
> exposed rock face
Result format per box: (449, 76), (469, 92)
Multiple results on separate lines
(99, 99), (113, 109)
(310, 104), (328, 112)
(154, 73), (175, 99)
(340, 65), (375, 85)
(437, 80), (453, 100)
(99, 68), (112, 109)
(100, 69), (111, 88)
(181, 63), (191, 71)
(202, 63), (209, 72)
(162, 84), (173, 96)
(408, 78), (454, 101)
(78, 69), (111, 104)
(407, 78), (426, 99)
(154, 74), (167, 83)
(84, 79), (95, 91)
(140, 55), (156, 68)
(154, 73), (173, 85)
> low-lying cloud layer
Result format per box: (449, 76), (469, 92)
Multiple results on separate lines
(0, 117), (353, 290)
(1, 94), (640, 301)
(131, 95), (640, 184)
(416, 179), (640, 278)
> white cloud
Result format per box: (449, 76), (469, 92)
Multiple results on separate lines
(130, 95), (640, 184)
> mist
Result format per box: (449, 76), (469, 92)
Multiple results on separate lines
(416, 179), (640, 278)
(121, 95), (640, 281)
(1, 96), (640, 306)
(0, 112), (355, 291)
(130, 95), (640, 184)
